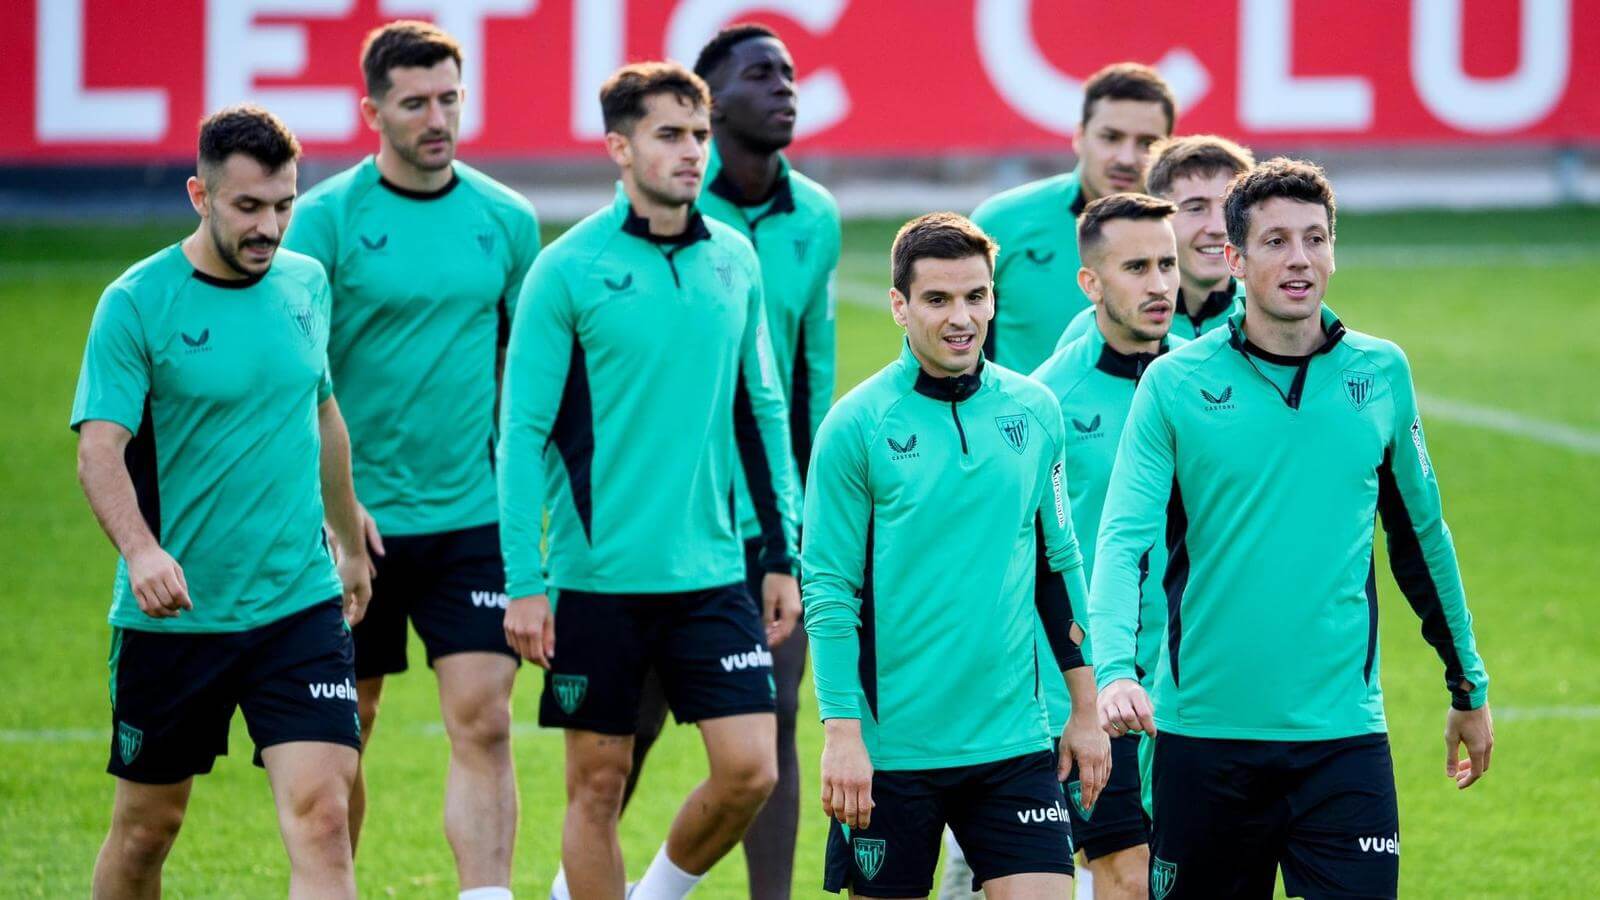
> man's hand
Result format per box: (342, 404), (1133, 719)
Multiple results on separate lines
(357, 504), (384, 576)
(820, 719), (874, 830)
(336, 551), (372, 626)
(1060, 709), (1111, 810)
(1097, 678), (1157, 738)
(505, 594), (555, 668)
(127, 544), (192, 619)
(1445, 703), (1493, 789)
(762, 572), (802, 647)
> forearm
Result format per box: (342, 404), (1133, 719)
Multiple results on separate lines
(804, 596), (864, 720)
(1062, 664), (1098, 716)
(78, 442), (158, 558)
(317, 401), (364, 555)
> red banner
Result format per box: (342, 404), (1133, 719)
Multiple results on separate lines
(5, 0), (1598, 162)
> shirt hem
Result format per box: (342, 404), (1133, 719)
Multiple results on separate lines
(107, 587), (339, 634)
(871, 737), (1051, 772)
(1157, 720), (1388, 742)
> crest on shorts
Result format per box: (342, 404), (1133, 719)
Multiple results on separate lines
(1067, 780), (1091, 820)
(853, 837), (886, 880)
(116, 721), (143, 765)
(996, 414), (1028, 454)
(552, 674), (588, 715)
(1343, 369), (1376, 411)
(1152, 857), (1178, 900)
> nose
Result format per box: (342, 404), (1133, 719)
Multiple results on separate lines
(256, 212), (281, 242)
(426, 99), (447, 130)
(1286, 237), (1311, 269)
(1153, 266), (1174, 298)
(1205, 205), (1226, 237)
(1115, 139), (1139, 168)
(948, 299), (974, 328)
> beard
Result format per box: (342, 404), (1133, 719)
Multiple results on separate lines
(389, 125), (455, 172)
(209, 216), (274, 276)
(1102, 297), (1168, 343)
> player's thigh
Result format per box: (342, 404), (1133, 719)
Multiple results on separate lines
(106, 626), (238, 785)
(1062, 733), (1148, 863)
(698, 711), (777, 788)
(1149, 733), (1281, 900)
(976, 870), (1073, 900)
(655, 583), (777, 726)
(260, 739), (359, 842)
(946, 751), (1074, 889)
(1280, 734), (1400, 900)
(538, 590), (652, 735)
(409, 524), (521, 670)
(236, 599), (362, 767)
(822, 768), (944, 898)
(434, 651), (518, 742)
(351, 532), (421, 680)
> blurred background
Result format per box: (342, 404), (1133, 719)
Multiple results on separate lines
(3, 2), (1598, 897)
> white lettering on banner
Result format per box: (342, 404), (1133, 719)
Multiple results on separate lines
(664, 0), (851, 140)
(1239, 0), (1372, 130)
(573, 0), (626, 138)
(380, 0), (538, 141)
(1411, 0), (1570, 132)
(973, 0), (1210, 136)
(36, 0), (168, 142)
(206, 0), (358, 141)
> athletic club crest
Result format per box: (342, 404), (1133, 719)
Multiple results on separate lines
(553, 674), (588, 714)
(116, 721), (143, 765)
(996, 414), (1028, 454)
(1151, 857), (1178, 900)
(853, 838), (886, 880)
(1067, 780), (1092, 820)
(1343, 369), (1376, 411)
(715, 262), (734, 290)
(288, 306), (316, 343)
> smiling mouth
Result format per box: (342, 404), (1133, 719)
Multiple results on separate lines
(1196, 245), (1225, 258)
(1281, 280), (1314, 295)
(943, 333), (976, 351)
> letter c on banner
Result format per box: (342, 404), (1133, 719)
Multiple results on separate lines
(665, 0), (851, 140)
(974, 0), (1210, 136)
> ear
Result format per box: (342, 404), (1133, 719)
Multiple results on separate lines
(1077, 265), (1102, 305)
(186, 175), (208, 217)
(1071, 122), (1085, 158)
(359, 96), (381, 132)
(889, 288), (909, 327)
(604, 131), (632, 168)
(1224, 243), (1246, 279)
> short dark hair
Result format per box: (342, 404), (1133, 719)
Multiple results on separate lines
(891, 213), (998, 298)
(1224, 157), (1338, 249)
(1077, 193), (1177, 256)
(197, 104), (300, 180)
(600, 62), (711, 135)
(1081, 62), (1177, 134)
(694, 23), (779, 81)
(1146, 134), (1255, 198)
(361, 20), (462, 99)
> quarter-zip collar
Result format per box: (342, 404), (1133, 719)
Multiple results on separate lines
(1091, 327), (1171, 381)
(1225, 305), (1347, 409)
(1068, 168), (1088, 217)
(1178, 277), (1239, 331)
(706, 143), (796, 214)
(613, 182), (711, 247)
(893, 340), (987, 402)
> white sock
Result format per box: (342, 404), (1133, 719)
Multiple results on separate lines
(549, 867), (570, 900)
(630, 844), (702, 899)
(460, 888), (513, 900)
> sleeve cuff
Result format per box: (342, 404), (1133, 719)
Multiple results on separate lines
(1095, 665), (1139, 693)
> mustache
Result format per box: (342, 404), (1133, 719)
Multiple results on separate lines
(240, 237), (278, 249)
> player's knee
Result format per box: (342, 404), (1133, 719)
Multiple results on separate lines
(286, 786), (353, 850)
(1090, 845), (1150, 898)
(714, 754), (779, 810)
(568, 756), (631, 819)
(111, 811), (183, 870)
(444, 696), (513, 752)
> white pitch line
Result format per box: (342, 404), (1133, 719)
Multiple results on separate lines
(1496, 705), (1600, 723)
(0, 722), (556, 744)
(1420, 394), (1600, 456)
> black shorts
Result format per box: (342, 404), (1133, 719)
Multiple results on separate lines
(107, 599), (361, 784)
(353, 523), (517, 679)
(1061, 732), (1149, 861)
(1150, 732), (1399, 900)
(538, 583), (776, 734)
(823, 750), (1074, 897)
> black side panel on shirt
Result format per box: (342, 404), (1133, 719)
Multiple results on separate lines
(858, 515), (878, 721)
(549, 339), (595, 541)
(124, 397), (161, 541)
(732, 372), (786, 570)
(789, 331), (812, 486)
(1375, 449), (1472, 708)
(1162, 481), (1190, 690)
(1364, 554), (1380, 683)
(1034, 515), (1081, 670)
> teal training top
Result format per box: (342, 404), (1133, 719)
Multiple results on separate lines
(1089, 306), (1490, 741)
(803, 344), (1090, 770)
(700, 146), (840, 540)
(1030, 326), (1187, 730)
(1055, 278), (1246, 353)
(498, 185), (801, 598)
(70, 244), (342, 633)
(284, 157), (541, 536)
(972, 170), (1088, 373)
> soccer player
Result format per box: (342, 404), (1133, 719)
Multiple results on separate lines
(74, 105), (371, 898)
(1091, 159), (1494, 899)
(497, 62), (802, 900)
(804, 213), (1110, 899)
(282, 22), (540, 899)
(616, 23), (841, 900)
(972, 63), (1176, 373)
(1054, 135), (1254, 350)
(1030, 193), (1185, 900)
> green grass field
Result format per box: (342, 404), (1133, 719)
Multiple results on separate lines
(3, 206), (1599, 897)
